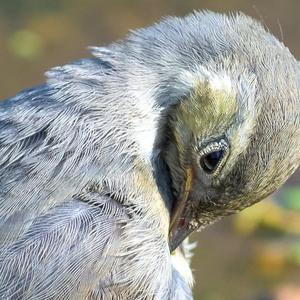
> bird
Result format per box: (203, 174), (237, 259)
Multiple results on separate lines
(0, 10), (299, 300)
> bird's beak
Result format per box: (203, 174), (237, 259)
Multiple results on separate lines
(169, 168), (194, 252)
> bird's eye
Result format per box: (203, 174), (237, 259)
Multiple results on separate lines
(198, 138), (229, 175)
(200, 150), (224, 174)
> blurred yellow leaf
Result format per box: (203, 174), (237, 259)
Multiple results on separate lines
(8, 29), (43, 60)
(254, 245), (287, 277)
(234, 199), (300, 235)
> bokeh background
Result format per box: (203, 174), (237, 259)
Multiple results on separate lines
(0, 1), (299, 299)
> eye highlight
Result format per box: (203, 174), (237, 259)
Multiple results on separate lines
(198, 138), (229, 175)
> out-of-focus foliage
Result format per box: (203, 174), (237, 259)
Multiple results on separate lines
(235, 196), (300, 236)
(0, 1), (299, 299)
(235, 193), (300, 270)
(279, 187), (300, 211)
(8, 29), (44, 60)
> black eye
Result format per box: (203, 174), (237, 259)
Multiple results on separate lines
(200, 150), (224, 174)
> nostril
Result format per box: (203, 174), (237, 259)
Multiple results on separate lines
(178, 217), (188, 229)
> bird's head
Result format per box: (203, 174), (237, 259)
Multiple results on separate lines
(142, 13), (300, 251)
(163, 72), (300, 251)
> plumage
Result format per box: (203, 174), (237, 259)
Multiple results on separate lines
(0, 11), (299, 299)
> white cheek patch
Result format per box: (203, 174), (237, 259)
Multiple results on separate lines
(230, 112), (256, 153)
(130, 85), (160, 163)
(179, 66), (233, 94)
(227, 72), (258, 166)
(133, 114), (158, 162)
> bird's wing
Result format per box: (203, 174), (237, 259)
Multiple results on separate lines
(0, 58), (112, 245)
(0, 84), (94, 243)
(0, 194), (128, 299)
(0, 57), (129, 298)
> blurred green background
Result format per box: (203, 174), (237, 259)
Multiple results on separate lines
(0, 1), (299, 299)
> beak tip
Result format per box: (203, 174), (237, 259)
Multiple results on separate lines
(169, 224), (193, 252)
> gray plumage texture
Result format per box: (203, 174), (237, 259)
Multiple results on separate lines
(0, 11), (299, 299)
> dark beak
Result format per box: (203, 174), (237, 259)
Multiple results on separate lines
(169, 168), (194, 252)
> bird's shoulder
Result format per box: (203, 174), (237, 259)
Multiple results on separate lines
(0, 57), (113, 244)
